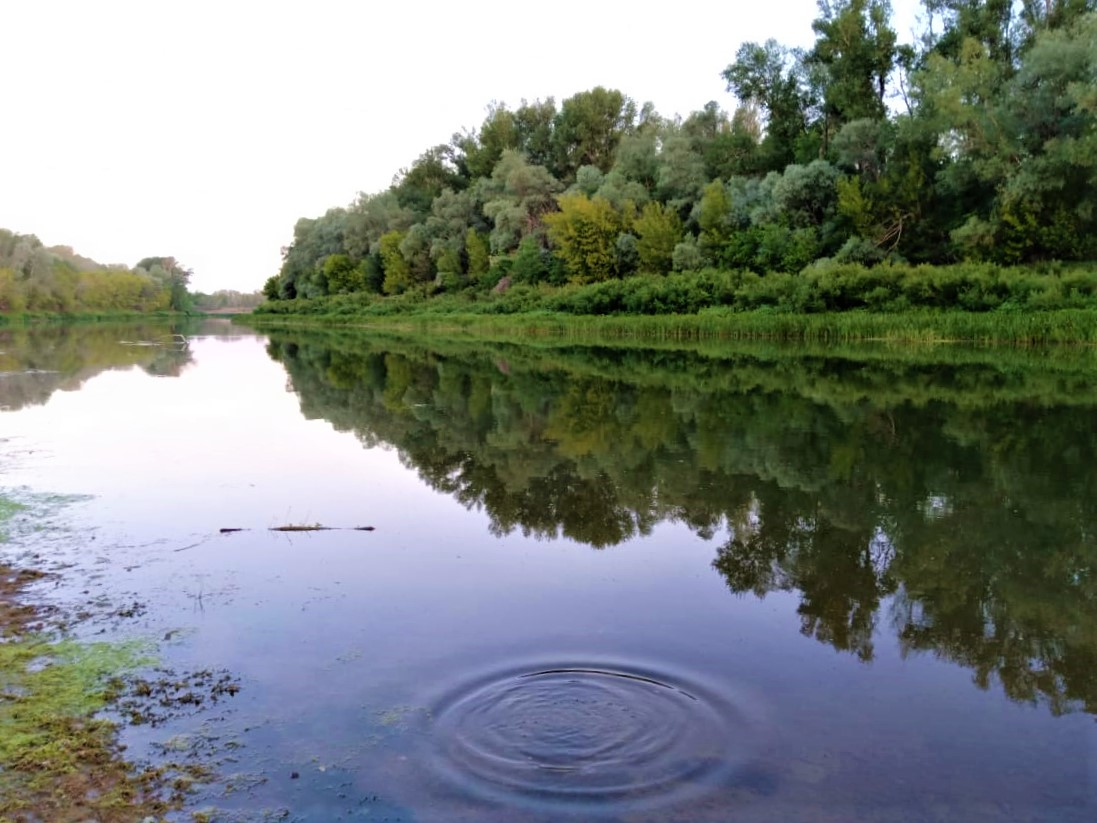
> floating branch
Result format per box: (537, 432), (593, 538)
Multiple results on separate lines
(218, 525), (375, 534)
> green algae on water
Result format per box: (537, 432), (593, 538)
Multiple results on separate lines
(0, 488), (217, 821)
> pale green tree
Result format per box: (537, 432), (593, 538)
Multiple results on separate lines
(633, 202), (683, 274)
(544, 193), (627, 282)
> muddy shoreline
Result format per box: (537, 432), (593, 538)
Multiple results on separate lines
(0, 496), (236, 822)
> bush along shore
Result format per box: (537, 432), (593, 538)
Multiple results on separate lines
(247, 263), (1097, 345)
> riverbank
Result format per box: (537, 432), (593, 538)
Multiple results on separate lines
(242, 305), (1097, 345)
(0, 309), (189, 328)
(247, 264), (1097, 345)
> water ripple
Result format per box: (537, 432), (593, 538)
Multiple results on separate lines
(429, 661), (755, 811)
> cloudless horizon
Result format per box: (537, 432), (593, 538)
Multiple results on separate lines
(1, 0), (920, 293)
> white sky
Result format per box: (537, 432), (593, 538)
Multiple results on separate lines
(0, 0), (922, 293)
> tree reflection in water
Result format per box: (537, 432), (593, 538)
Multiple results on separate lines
(266, 330), (1097, 718)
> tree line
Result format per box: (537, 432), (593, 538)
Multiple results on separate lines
(265, 1), (1097, 305)
(0, 229), (194, 315)
(190, 290), (265, 311)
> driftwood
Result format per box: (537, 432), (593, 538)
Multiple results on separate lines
(218, 525), (375, 534)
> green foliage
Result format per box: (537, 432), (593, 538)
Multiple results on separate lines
(379, 231), (410, 295)
(321, 254), (361, 295)
(672, 236), (705, 272)
(392, 145), (465, 219)
(457, 102), (520, 180)
(552, 87), (637, 181)
(509, 236), (550, 283)
(722, 39), (810, 171)
(698, 180), (732, 264)
(0, 230), (189, 315)
(807, 0), (897, 137)
(465, 229), (491, 280)
(544, 193), (628, 283)
(481, 150), (562, 253)
(261, 9), (1097, 309)
(344, 191), (414, 259)
(253, 262), (1097, 344)
(399, 224), (435, 284)
(633, 202), (682, 274)
(614, 232), (640, 277)
(190, 289), (265, 311)
(654, 133), (707, 214)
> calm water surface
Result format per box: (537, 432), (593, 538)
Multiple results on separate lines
(1, 320), (1094, 822)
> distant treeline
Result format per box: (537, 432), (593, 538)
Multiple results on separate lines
(191, 289), (265, 311)
(0, 228), (192, 315)
(263, 3), (1097, 310)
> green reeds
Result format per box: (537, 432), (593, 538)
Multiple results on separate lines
(244, 308), (1097, 346)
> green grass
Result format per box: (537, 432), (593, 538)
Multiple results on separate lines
(242, 306), (1097, 346)
(0, 309), (189, 327)
(0, 495), (26, 541)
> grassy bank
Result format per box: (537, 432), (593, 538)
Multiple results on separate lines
(0, 309), (190, 328)
(247, 263), (1097, 345)
(243, 306), (1097, 346)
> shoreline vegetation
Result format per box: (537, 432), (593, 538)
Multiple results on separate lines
(0, 491), (222, 821)
(257, 9), (1097, 346)
(1, 227), (262, 322)
(0, 309), (190, 327)
(245, 262), (1097, 345)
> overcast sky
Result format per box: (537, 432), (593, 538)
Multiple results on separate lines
(1, 0), (922, 293)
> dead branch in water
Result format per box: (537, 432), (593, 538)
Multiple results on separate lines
(217, 525), (376, 534)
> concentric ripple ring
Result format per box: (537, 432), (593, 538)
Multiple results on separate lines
(429, 661), (754, 810)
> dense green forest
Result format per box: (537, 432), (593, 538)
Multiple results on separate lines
(266, 329), (1097, 715)
(261, 2), (1097, 314)
(0, 229), (194, 316)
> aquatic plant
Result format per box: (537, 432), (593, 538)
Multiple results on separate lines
(0, 490), (221, 820)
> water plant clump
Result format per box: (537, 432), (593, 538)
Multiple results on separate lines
(0, 491), (222, 820)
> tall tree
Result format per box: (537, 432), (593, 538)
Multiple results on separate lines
(479, 150), (562, 253)
(723, 40), (811, 171)
(455, 102), (520, 181)
(551, 87), (638, 182)
(513, 98), (558, 170)
(922, 0), (1017, 66)
(807, 0), (898, 148)
(392, 145), (465, 220)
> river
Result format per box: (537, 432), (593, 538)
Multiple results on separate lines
(1, 319), (1094, 821)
